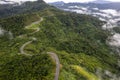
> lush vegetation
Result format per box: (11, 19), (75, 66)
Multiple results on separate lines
(35, 13), (119, 79)
(0, 54), (55, 80)
(71, 65), (98, 80)
(0, 34), (55, 80)
(0, 13), (42, 36)
(0, 1), (120, 80)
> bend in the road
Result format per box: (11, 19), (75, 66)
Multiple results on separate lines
(47, 52), (60, 80)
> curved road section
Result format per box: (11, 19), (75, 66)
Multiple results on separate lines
(19, 17), (60, 80)
(47, 52), (60, 80)
(20, 37), (37, 56)
(18, 18), (43, 38)
(20, 40), (33, 56)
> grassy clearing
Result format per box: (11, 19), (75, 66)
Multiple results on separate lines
(25, 23), (40, 30)
(25, 18), (43, 30)
(71, 65), (99, 80)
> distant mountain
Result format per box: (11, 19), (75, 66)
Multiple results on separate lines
(92, 0), (112, 4)
(49, 1), (64, 5)
(50, 0), (112, 5)
(51, 1), (120, 10)
(50, 1), (120, 24)
(49, 1), (65, 9)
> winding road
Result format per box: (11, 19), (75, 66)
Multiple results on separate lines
(19, 17), (60, 80)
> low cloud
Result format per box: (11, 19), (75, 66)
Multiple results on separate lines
(100, 9), (120, 16)
(0, 27), (5, 36)
(109, 33), (120, 47)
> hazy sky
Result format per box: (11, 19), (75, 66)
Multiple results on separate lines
(44, 0), (95, 3)
(44, 0), (120, 3)
(9, 0), (120, 3)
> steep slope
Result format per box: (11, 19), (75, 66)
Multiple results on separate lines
(0, 0), (120, 80)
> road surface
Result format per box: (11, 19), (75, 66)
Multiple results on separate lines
(25, 18), (43, 29)
(20, 40), (33, 56)
(18, 18), (43, 38)
(47, 52), (60, 80)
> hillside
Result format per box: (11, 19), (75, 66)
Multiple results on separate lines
(0, 0), (54, 18)
(0, 0), (120, 80)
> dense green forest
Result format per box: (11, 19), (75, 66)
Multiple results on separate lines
(0, 0), (120, 80)
(0, 0), (54, 18)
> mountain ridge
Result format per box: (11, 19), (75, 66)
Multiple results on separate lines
(0, 0), (54, 18)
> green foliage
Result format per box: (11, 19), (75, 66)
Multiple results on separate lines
(59, 69), (76, 80)
(71, 65), (99, 80)
(0, 13), (41, 36)
(24, 42), (40, 55)
(34, 12), (119, 79)
(0, 54), (55, 80)
(37, 13), (115, 60)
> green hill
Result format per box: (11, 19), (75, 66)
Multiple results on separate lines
(0, 0), (119, 80)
